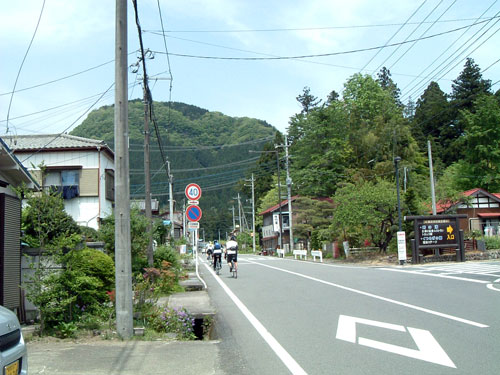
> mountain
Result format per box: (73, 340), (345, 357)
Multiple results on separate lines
(70, 100), (277, 239)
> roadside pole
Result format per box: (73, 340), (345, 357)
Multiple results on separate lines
(114, 0), (133, 339)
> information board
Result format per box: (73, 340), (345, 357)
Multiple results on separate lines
(418, 219), (458, 247)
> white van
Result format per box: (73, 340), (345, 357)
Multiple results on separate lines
(0, 306), (27, 375)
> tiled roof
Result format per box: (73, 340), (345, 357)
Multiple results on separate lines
(435, 188), (500, 213)
(1, 134), (110, 152)
(260, 195), (300, 215)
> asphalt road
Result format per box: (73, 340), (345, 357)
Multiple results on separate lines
(199, 255), (500, 375)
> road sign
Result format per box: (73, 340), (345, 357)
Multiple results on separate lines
(188, 200), (199, 205)
(186, 205), (202, 222)
(397, 231), (407, 261)
(188, 221), (200, 229)
(185, 183), (202, 201)
(336, 315), (455, 368)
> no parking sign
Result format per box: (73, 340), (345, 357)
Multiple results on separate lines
(186, 204), (202, 222)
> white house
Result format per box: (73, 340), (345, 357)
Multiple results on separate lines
(3, 134), (114, 229)
(0, 137), (39, 313)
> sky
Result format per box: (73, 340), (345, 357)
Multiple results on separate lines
(1, 0), (500, 138)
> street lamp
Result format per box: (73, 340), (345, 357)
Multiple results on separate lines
(249, 149), (283, 251)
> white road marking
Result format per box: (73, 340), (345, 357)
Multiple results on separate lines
(487, 283), (500, 292)
(378, 267), (489, 284)
(336, 315), (456, 368)
(202, 262), (308, 375)
(248, 260), (488, 328)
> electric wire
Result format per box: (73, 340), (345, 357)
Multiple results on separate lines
(153, 18), (496, 61)
(372, 0), (444, 74)
(384, 0), (457, 73)
(401, 5), (500, 102)
(6, 0), (46, 134)
(20, 82), (114, 164)
(400, 1), (497, 100)
(359, 0), (428, 72)
(143, 17), (490, 34)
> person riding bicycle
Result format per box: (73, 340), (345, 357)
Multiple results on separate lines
(213, 240), (222, 271)
(225, 235), (238, 273)
(206, 241), (214, 260)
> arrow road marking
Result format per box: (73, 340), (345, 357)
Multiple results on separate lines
(336, 315), (456, 368)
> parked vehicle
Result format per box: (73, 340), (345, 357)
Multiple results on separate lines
(0, 306), (28, 375)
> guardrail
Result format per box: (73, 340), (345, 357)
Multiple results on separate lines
(311, 250), (323, 262)
(293, 249), (307, 260)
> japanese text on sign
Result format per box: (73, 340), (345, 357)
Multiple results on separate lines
(418, 221), (457, 246)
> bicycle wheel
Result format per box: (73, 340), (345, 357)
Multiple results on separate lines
(216, 260), (221, 275)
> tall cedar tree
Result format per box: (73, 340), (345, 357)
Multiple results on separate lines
(445, 58), (492, 164)
(412, 81), (451, 164)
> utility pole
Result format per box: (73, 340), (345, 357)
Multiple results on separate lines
(182, 199), (186, 238)
(251, 174), (256, 252)
(284, 135), (294, 253)
(168, 161), (175, 239)
(394, 156), (403, 231)
(237, 193), (242, 230)
(428, 141), (437, 215)
(230, 206), (235, 232)
(276, 148), (283, 250)
(114, 0), (133, 339)
(143, 75), (153, 267)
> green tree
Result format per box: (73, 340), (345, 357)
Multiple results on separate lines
(444, 58), (493, 164)
(296, 86), (321, 114)
(377, 67), (402, 107)
(458, 95), (500, 191)
(97, 208), (149, 274)
(22, 190), (80, 247)
(331, 180), (398, 253)
(293, 196), (334, 248)
(412, 81), (450, 160)
(289, 101), (351, 196)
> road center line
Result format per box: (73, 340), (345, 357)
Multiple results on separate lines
(248, 260), (489, 328)
(202, 262), (308, 375)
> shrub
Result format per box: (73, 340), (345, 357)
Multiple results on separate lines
(483, 236), (500, 250)
(149, 307), (196, 340)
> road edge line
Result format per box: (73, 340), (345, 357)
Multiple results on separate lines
(202, 262), (309, 375)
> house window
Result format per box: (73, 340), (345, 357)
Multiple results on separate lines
(105, 169), (114, 201)
(44, 169), (80, 199)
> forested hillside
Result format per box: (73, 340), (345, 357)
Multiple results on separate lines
(70, 101), (277, 239)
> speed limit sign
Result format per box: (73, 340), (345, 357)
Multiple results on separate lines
(185, 183), (202, 201)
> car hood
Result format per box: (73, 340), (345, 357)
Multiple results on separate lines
(0, 306), (20, 335)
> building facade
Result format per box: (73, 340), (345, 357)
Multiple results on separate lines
(0, 137), (38, 312)
(3, 134), (114, 229)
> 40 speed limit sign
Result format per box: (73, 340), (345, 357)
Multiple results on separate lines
(185, 183), (202, 201)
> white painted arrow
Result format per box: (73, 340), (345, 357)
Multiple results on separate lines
(336, 315), (456, 368)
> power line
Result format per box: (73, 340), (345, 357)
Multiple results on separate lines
(20, 82), (114, 164)
(384, 0), (457, 73)
(359, 0), (428, 72)
(6, 0), (46, 134)
(142, 17), (493, 34)
(400, 4), (499, 102)
(152, 18), (497, 61)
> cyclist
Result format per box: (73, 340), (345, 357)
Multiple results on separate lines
(213, 240), (222, 271)
(225, 235), (238, 273)
(206, 241), (214, 261)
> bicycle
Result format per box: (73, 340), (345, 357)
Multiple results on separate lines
(228, 258), (237, 279)
(214, 257), (221, 275)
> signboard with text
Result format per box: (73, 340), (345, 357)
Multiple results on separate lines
(405, 214), (466, 264)
(418, 220), (458, 247)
